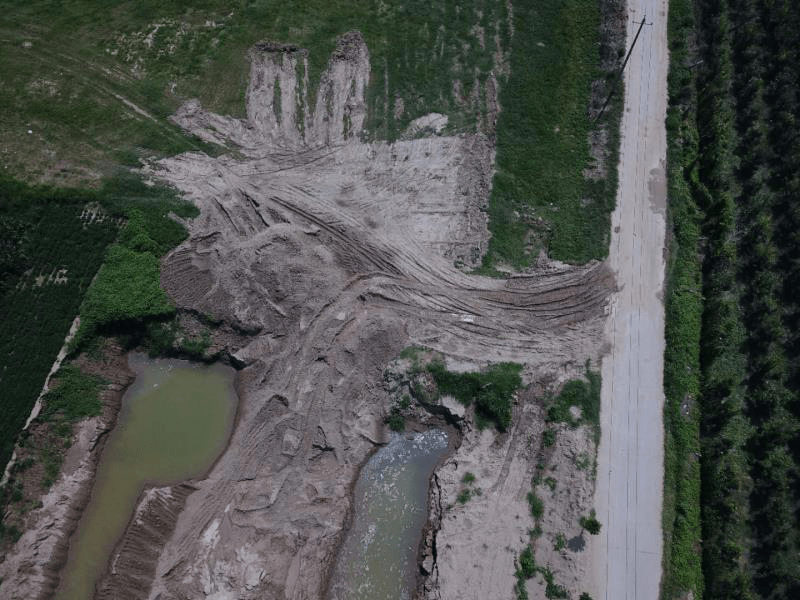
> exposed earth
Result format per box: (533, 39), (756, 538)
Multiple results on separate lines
(2, 30), (618, 600)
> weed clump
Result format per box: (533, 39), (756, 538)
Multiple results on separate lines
(580, 509), (602, 535)
(426, 360), (522, 431)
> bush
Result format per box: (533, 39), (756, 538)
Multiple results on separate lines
(78, 245), (174, 339)
(427, 361), (522, 430)
(580, 510), (602, 535)
(386, 411), (404, 432)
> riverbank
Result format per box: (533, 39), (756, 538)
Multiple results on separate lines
(0, 340), (134, 600)
(56, 353), (237, 600)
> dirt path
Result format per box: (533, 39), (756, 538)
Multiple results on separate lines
(591, 1), (669, 598)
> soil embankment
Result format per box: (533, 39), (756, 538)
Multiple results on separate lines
(0, 342), (134, 600)
(55, 355), (237, 600)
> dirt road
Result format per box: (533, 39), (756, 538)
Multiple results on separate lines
(591, 1), (669, 598)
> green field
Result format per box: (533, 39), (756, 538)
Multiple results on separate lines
(0, 0), (512, 183)
(483, 0), (624, 267)
(660, 1), (800, 598)
(2, 1), (619, 267)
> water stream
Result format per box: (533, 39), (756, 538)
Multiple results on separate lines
(54, 353), (237, 600)
(327, 429), (450, 600)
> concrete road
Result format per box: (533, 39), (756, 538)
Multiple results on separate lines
(592, 0), (669, 598)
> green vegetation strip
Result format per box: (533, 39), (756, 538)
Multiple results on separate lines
(659, 1), (703, 598)
(545, 361), (601, 443)
(484, 0), (621, 268)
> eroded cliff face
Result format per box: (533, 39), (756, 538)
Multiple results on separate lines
(95, 30), (614, 600)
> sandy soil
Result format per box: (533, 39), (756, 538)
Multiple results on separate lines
(590, 1), (670, 598)
(92, 30), (617, 600)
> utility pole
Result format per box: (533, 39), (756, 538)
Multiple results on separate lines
(594, 14), (652, 122)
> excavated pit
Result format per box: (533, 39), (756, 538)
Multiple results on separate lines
(87, 30), (616, 600)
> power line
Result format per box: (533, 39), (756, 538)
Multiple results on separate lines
(594, 15), (652, 122)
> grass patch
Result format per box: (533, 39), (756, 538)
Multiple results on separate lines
(545, 361), (601, 442)
(580, 509), (602, 535)
(40, 365), (104, 422)
(426, 360), (522, 431)
(483, 0), (623, 268)
(554, 532), (566, 551)
(527, 491), (544, 519)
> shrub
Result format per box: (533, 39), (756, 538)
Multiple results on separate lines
(580, 510), (602, 535)
(457, 489), (472, 504)
(387, 412), (405, 432)
(427, 361), (523, 430)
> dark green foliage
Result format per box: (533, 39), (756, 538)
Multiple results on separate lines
(40, 365), (103, 422)
(461, 471), (476, 484)
(456, 489), (472, 504)
(682, 0), (800, 598)
(518, 546), (536, 579)
(426, 361), (522, 431)
(579, 510), (601, 535)
(387, 411), (405, 432)
(580, 594), (594, 600)
(80, 245), (174, 328)
(0, 176), (118, 473)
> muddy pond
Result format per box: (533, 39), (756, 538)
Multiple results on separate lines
(54, 353), (237, 600)
(327, 429), (450, 600)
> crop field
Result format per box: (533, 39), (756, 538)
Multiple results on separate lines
(0, 178), (118, 473)
(0, 174), (197, 477)
(661, 1), (800, 598)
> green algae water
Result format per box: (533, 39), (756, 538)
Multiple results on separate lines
(327, 429), (450, 600)
(55, 353), (237, 600)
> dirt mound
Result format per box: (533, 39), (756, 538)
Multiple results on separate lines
(107, 31), (616, 600)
